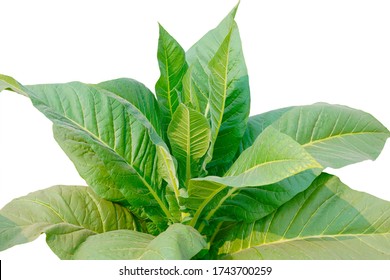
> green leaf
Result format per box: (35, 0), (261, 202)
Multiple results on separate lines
(182, 64), (209, 115)
(73, 224), (207, 260)
(239, 106), (294, 153)
(0, 185), (135, 259)
(0, 75), (175, 229)
(96, 78), (163, 136)
(212, 173), (390, 260)
(186, 170), (318, 227)
(186, 4), (238, 70)
(185, 5), (249, 172)
(168, 104), (211, 185)
(209, 126), (322, 187)
(273, 103), (390, 168)
(185, 7), (235, 115)
(205, 23), (250, 171)
(155, 24), (188, 131)
(187, 127), (322, 229)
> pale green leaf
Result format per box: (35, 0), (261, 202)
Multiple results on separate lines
(73, 223), (206, 260)
(213, 173), (390, 260)
(273, 103), (390, 168)
(168, 104), (210, 185)
(239, 106), (294, 153)
(211, 126), (322, 187)
(0, 186), (135, 259)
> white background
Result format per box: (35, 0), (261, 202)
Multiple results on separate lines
(0, 0), (389, 278)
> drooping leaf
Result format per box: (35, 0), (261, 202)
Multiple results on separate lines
(168, 103), (210, 185)
(187, 127), (322, 229)
(212, 173), (390, 260)
(72, 223), (206, 260)
(243, 103), (390, 168)
(0, 185), (135, 259)
(155, 24), (188, 131)
(0, 75), (175, 229)
(273, 103), (390, 168)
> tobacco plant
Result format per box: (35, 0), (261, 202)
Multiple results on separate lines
(1, 5), (390, 260)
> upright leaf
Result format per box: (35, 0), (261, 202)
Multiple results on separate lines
(168, 104), (210, 186)
(206, 24), (250, 170)
(0, 186), (135, 259)
(187, 127), (322, 229)
(0, 75), (175, 229)
(155, 24), (188, 131)
(212, 173), (390, 259)
(182, 64), (209, 115)
(73, 224), (206, 260)
(185, 5), (250, 171)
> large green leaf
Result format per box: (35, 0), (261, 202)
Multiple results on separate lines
(0, 185), (135, 259)
(186, 5), (238, 71)
(212, 173), (390, 259)
(155, 24), (188, 131)
(168, 103), (210, 186)
(187, 127), (322, 229)
(239, 106), (294, 153)
(96, 78), (163, 136)
(243, 103), (390, 168)
(205, 23), (250, 171)
(0, 75), (175, 229)
(73, 223), (206, 260)
(273, 103), (390, 168)
(185, 5), (250, 171)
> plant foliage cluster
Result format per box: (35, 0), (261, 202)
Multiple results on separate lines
(1, 5), (389, 259)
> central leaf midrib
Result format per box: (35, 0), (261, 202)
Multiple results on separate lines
(233, 232), (390, 254)
(302, 131), (389, 148)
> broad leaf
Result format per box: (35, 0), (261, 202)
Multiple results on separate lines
(73, 223), (206, 260)
(0, 186), (135, 259)
(0, 75), (175, 229)
(96, 78), (163, 136)
(187, 127), (322, 229)
(212, 173), (390, 259)
(186, 5), (250, 171)
(273, 103), (390, 168)
(155, 24), (188, 131)
(186, 170), (318, 229)
(207, 126), (322, 187)
(243, 103), (390, 168)
(168, 103), (210, 185)
(239, 106), (294, 153)
(206, 23), (250, 171)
